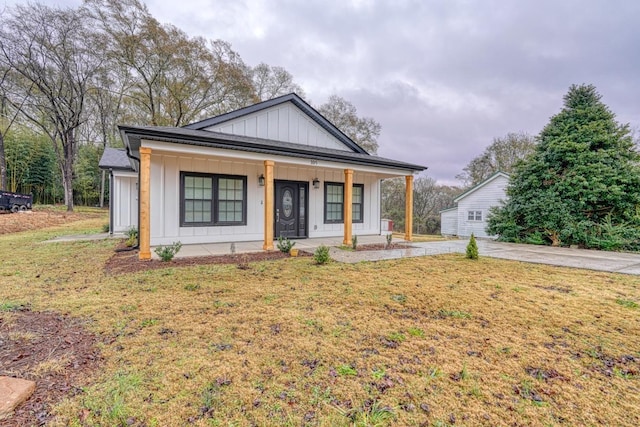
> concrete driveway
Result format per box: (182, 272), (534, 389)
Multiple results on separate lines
(373, 239), (640, 275)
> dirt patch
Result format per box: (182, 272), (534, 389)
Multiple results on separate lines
(0, 209), (105, 235)
(0, 309), (102, 426)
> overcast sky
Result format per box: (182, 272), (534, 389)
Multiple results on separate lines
(8, 0), (640, 185)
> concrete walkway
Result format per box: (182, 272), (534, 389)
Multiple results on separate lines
(45, 233), (640, 275)
(156, 236), (640, 275)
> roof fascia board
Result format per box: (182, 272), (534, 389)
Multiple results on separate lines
(121, 126), (425, 172)
(141, 139), (417, 176)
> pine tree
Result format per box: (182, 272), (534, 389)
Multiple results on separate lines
(487, 84), (640, 250)
(466, 233), (479, 259)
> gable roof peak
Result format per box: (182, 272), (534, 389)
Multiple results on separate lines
(183, 93), (369, 154)
(453, 171), (510, 203)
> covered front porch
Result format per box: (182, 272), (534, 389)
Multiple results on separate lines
(135, 145), (416, 260)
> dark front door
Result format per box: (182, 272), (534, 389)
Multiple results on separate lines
(275, 181), (307, 238)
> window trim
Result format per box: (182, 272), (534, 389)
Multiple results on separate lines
(323, 182), (364, 224)
(352, 183), (364, 224)
(180, 172), (247, 227)
(467, 210), (482, 221)
(324, 182), (344, 224)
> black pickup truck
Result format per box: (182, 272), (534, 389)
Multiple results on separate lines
(0, 191), (33, 213)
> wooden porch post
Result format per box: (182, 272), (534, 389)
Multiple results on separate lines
(343, 169), (353, 245)
(404, 174), (413, 242)
(263, 160), (275, 250)
(138, 147), (152, 260)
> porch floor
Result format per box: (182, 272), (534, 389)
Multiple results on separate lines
(153, 234), (396, 259)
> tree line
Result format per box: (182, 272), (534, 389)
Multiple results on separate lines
(0, 0), (380, 210)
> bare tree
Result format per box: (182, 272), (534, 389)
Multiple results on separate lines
(317, 95), (381, 154)
(0, 65), (25, 191)
(251, 63), (305, 101)
(382, 176), (459, 234)
(0, 3), (102, 210)
(456, 132), (536, 187)
(86, 0), (256, 127)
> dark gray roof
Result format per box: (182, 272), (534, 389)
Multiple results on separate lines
(119, 125), (426, 172)
(99, 147), (133, 171)
(183, 93), (369, 155)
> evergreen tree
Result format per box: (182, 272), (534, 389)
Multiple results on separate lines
(466, 233), (479, 259)
(487, 84), (640, 251)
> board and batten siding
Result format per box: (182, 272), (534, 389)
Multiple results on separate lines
(148, 151), (381, 246)
(456, 174), (509, 238)
(204, 102), (350, 151)
(112, 171), (138, 233)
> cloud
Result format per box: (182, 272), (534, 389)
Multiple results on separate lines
(14, 0), (637, 184)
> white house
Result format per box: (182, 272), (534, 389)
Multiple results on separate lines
(100, 93), (426, 259)
(99, 147), (138, 234)
(440, 171), (510, 238)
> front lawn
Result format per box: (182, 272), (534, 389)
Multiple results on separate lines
(1, 214), (638, 426)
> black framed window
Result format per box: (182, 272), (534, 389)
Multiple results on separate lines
(324, 182), (364, 224)
(324, 183), (344, 223)
(181, 172), (247, 226)
(352, 184), (364, 223)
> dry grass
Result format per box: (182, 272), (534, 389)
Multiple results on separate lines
(31, 355), (73, 378)
(1, 212), (639, 426)
(395, 232), (451, 243)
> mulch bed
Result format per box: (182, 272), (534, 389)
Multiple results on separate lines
(0, 309), (102, 426)
(352, 243), (414, 251)
(105, 246), (312, 275)
(104, 242), (411, 275)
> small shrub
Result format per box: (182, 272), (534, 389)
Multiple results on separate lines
(466, 233), (479, 259)
(352, 235), (358, 250)
(101, 223), (110, 233)
(125, 227), (138, 247)
(154, 241), (182, 262)
(314, 245), (330, 265)
(276, 235), (295, 253)
(385, 233), (393, 248)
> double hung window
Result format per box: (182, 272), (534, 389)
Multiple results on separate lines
(324, 182), (364, 224)
(181, 172), (246, 226)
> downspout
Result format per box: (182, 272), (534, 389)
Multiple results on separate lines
(378, 178), (382, 235)
(108, 168), (114, 236)
(124, 143), (141, 251)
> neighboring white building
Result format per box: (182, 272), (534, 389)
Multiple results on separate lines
(440, 171), (510, 238)
(100, 93), (426, 259)
(99, 148), (138, 234)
